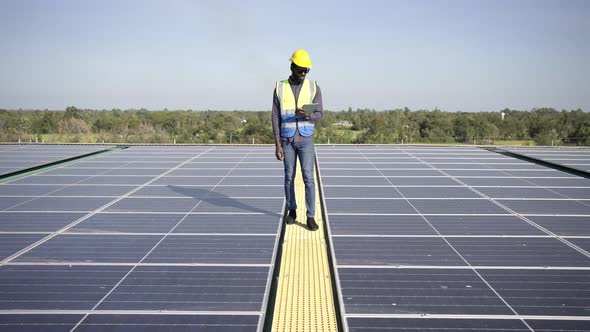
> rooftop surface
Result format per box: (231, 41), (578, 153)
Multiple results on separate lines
(0, 144), (588, 331)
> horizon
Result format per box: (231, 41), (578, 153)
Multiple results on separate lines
(3, 106), (586, 113)
(1, 0), (589, 112)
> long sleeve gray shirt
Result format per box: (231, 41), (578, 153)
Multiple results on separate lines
(272, 76), (323, 143)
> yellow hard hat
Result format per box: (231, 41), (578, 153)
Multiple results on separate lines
(289, 49), (312, 68)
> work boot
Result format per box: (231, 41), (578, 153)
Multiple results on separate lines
(306, 217), (318, 231)
(285, 210), (296, 225)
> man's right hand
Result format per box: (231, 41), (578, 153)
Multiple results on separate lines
(295, 108), (310, 118)
(275, 144), (284, 161)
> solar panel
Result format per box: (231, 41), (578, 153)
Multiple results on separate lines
(8, 197), (114, 212)
(340, 268), (513, 314)
(347, 317), (531, 331)
(397, 187), (482, 198)
(425, 215), (545, 235)
(526, 216), (590, 236)
(0, 146), (283, 331)
(569, 238), (590, 252)
(502, 147), (590, 173)
(330, 215), (435, 235)
(0, 314), (84, 332)
(0, 144), (113, 176)
(316, 145), (590, 331)
(0, 265), (131, 309)
(75, 314), (260, 331)
(0, 234), (46, 260)
(333, 237), (467, 266)
(0, 212), (86, 232)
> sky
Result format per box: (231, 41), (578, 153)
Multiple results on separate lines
(1, 0), (589, 112)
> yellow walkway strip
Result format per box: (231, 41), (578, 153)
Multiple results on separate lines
(271, 162), (338, 332)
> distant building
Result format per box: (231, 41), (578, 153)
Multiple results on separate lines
(333, 120), (352, 128)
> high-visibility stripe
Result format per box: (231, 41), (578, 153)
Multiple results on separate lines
(277, 81), (284, 112)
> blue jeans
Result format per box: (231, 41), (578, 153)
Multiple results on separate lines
(282, 139), (316, 218)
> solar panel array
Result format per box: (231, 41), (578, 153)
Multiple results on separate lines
(502, 147), (590, 173)
(0, 146), (283, 331)
(2, 144), (590, 331)
(316, 146), (590, 331)
(0, 144), (113, 176)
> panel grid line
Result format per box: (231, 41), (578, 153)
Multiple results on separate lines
(0, 310), (261, 315)
(4, 262), (270, 267)
(344, 313), (590, 320)
(338, 265), (590, 270)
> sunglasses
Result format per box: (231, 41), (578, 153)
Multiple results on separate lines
(291, 64), (310, 74)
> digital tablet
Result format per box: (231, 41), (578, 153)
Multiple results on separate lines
(301, 103), (319, 113)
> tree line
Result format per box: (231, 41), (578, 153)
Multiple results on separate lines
(0, 107), (588, 146)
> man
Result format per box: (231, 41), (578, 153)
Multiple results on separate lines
(272, 49), (323, 231)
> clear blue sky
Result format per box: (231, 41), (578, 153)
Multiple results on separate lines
(1, 0), (588, 112)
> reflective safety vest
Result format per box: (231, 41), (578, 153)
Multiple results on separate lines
(276, 79), (317, 137)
